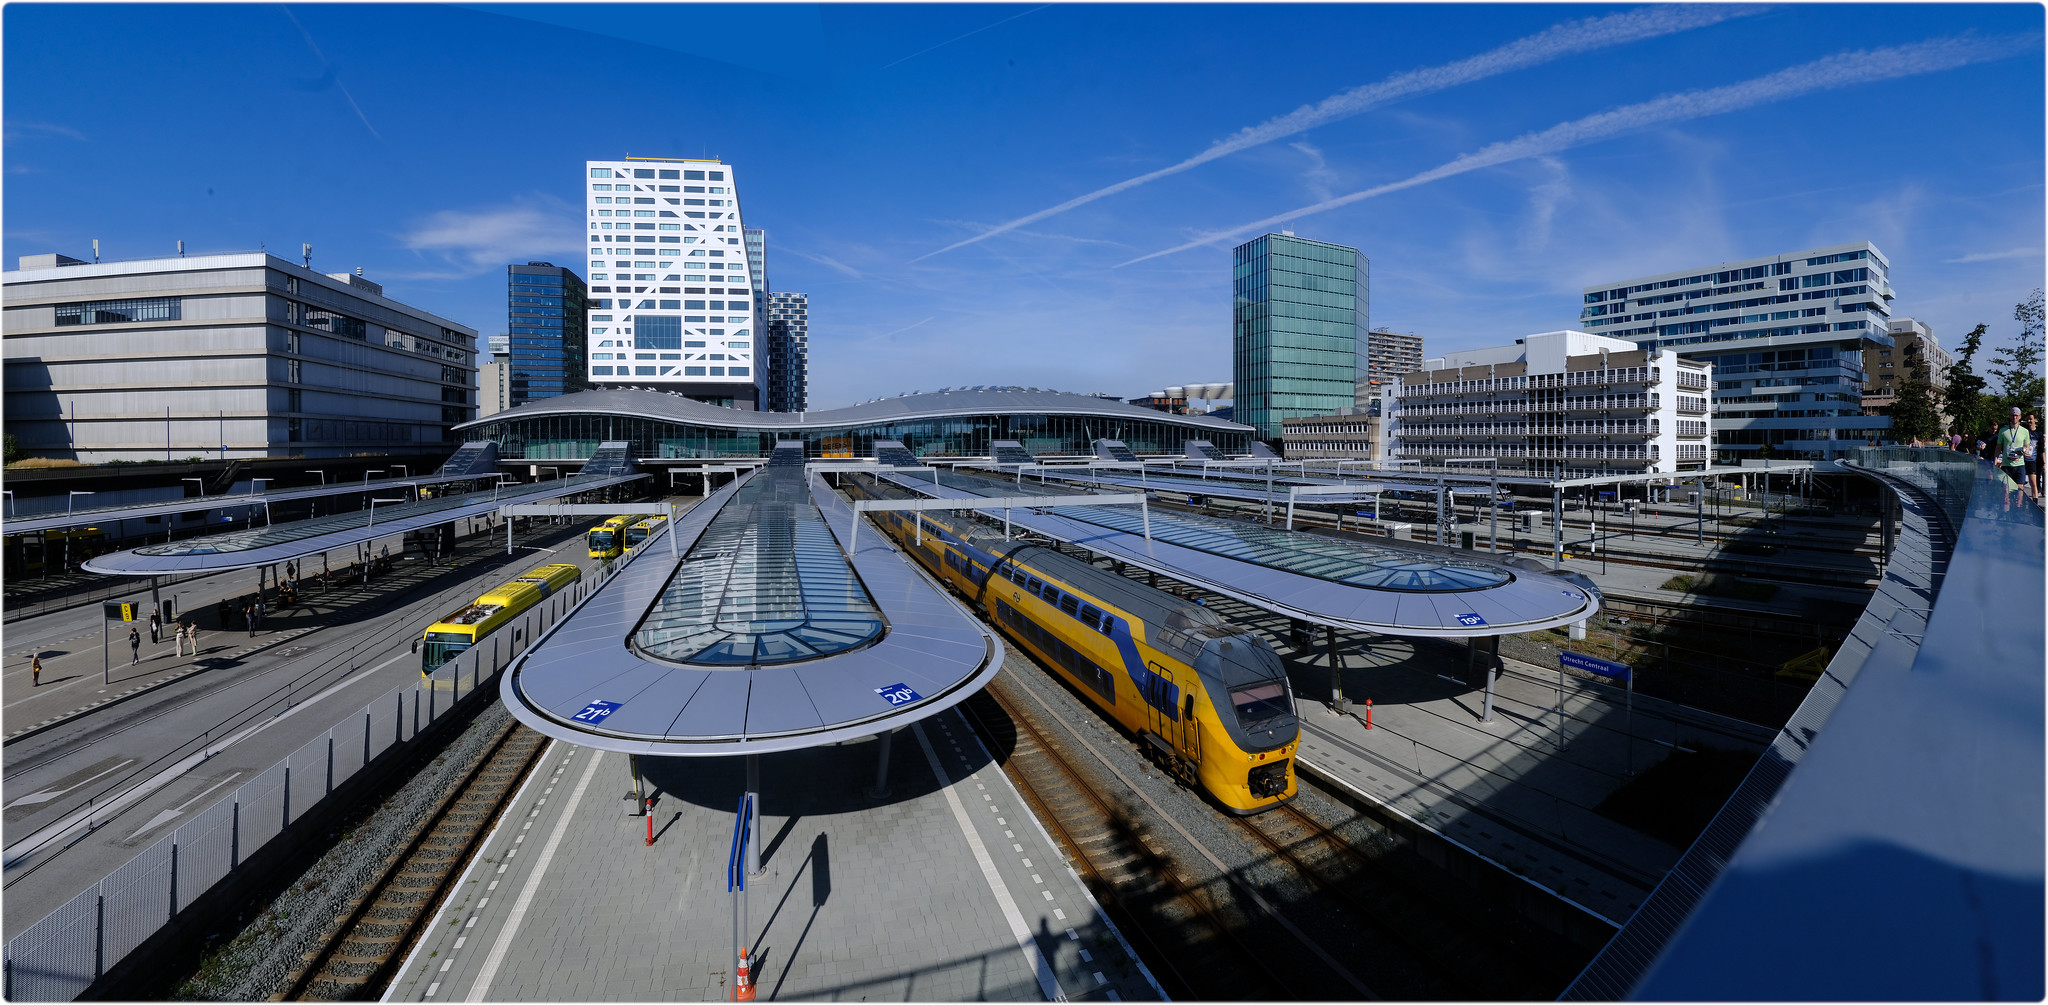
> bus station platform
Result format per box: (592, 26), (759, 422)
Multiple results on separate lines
(385, 706), (1159, 1002)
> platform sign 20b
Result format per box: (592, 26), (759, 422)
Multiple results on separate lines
(874, 683), (923, 707)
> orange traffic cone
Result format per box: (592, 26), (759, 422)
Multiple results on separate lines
(735, 947), (755, 1001)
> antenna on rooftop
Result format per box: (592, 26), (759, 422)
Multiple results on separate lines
(177, 240), (185, 257)
(92, 239), (100, 263)
(302, 243), (312, 269)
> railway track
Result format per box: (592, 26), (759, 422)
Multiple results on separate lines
(961, 682), (1297, 1001)
(276, 718), (548, 1001)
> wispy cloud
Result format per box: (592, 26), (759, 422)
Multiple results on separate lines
(1290, 141), (1338, 202)
(880, 5), (1049, 70)
(915, 4), (1759, 260)
(281, 6), (383, 141)
(779, 246), (866, 279)
(1520, 157), (1572, 252)
(1946, 247), (2042, 264)
(396, 199), (582, 278)
(3, 121), (86, 143)
(869, 316), (936, 342)
(1122, 34), (2036, 266)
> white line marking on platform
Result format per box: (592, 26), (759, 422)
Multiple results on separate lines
(466, 749), (603, 1002)
(911, 721), (1064, 1003)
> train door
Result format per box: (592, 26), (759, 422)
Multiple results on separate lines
(1145, 662), (1192, 778)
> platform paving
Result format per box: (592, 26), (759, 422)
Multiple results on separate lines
(386, 707), (1159, 1002)
(1282, 634), (1777, 929)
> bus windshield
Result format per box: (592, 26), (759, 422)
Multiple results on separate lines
(589, 530), (616, 549)
(627, 526), (650, 545)
(422, 638), (472, 673)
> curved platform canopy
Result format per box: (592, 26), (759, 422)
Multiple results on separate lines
(880, 469), (1597, 637)
(80, 471), (645, 575)
(501, 447), (1004, 755)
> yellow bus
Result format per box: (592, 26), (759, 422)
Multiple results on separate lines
(625, 513), (668, 548)
(421, 563), (582, 674)
(587, 515), (641, 560)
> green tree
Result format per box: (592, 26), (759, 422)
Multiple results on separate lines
(1943, 322), (1990, 440)
(2, 433), (17, 465)
(1990, 288), (2045, 412)
(1884, 363), (1945, 444)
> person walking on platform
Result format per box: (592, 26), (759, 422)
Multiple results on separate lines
(149, 609), (161, 645)
(31, 655), (42, 687)
(128, 627), (141, 666)
(1997, 406), (2032, 511)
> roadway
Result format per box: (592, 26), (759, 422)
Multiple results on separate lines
(0, 503), (696, 937)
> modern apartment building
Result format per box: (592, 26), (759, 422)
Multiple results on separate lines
(1578, 241), (1893, 459)
(506, 262), (588, 405)
(1282, 411), (1381, 461)
(1361, 327), (1423, 408)
(763, 292), (809, 413)
(1232, 232), (1365, 441)
(1862, 317), (1951, 414)
(2, 252), (477, 462)
(585, 156), (761, 409)
(1388, 330), (1712, 478)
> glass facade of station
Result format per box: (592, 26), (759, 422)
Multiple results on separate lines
(465, 411), (1253, 460)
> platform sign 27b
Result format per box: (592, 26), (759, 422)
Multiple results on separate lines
(875, 683), (924, 707)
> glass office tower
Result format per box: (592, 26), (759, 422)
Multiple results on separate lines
(506, 262), (588, 406)
(1232, 233), (1365, 441)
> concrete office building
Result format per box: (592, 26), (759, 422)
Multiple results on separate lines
(2, 252), (477, 463)
(1388, 330), (1712, 478)
(1579, 241), (1893, 460)
(1862, 317), (1951, 415)
(1282, 411), (1381, 461)
(763, 292), (809, 413)
(1362, 327), (1424, 406)
(1232, 232), (1365, 442)
(506, 262), (588, 405)
(585, 156), (761, 409)
(479, 359), (512, 417)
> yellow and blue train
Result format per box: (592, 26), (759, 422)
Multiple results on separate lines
(421, 563), (582, 675)
(845, 479), (1298, 813)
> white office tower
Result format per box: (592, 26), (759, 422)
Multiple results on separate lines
(584, 157), (761, 409)
(1388, 330), (1712, 478)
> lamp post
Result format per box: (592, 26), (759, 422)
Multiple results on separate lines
(2, 490), (12, 519)
(250, 478), (273, 526)
(307, 469), (326, 516)
(541, 466), (562, 481)
(363, 469), (384, 487)
(393, 464), (409, 478)
(367, 497), (405, 531)
(67, 490), (94, 517)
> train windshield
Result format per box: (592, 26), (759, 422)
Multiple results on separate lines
(1229, 682), (1293, 725)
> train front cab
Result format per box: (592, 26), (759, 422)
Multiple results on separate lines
(1127, 620), (1297, 815)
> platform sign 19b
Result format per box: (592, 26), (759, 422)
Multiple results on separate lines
(1561, 650), (1631, 681)
(875, 683), (923, 706)
(571, 700), (622, 724)
(103, 602), (135, 622)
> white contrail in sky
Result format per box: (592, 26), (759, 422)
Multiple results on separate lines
(1119, 34), (2035, 267)
(914, 4), (1759, 261)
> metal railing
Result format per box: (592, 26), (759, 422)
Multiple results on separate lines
(0, 561), (629, 1001)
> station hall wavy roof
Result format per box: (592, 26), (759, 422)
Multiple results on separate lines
(456, 386), (1254, 435)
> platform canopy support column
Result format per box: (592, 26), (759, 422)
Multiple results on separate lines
(745, 754), (762, 877)
(1552, 485), (1564, 570)
(866, 729), (894, 799)
(1326, 626), (1347, 713)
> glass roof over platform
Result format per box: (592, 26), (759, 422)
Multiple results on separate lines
(80, 472), (646, 574)
(634, 454), (885, 665)
(501, 453), (1003, 755)
(886, 469), (1595, 637)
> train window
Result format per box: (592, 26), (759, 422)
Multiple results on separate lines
(1080, 604), (1103, 628)
(1098, 616), (1115, 637)
(1058, 595), (1080, 618)
(1089, 665), (1116, 702)
(1026, 577), (1043, 594)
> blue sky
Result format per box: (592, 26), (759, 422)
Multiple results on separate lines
(5, 3), (2042, 408)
